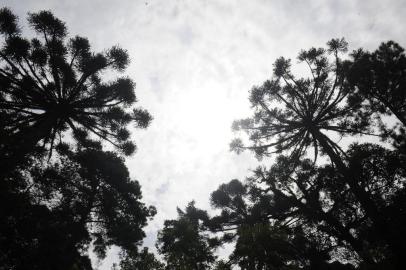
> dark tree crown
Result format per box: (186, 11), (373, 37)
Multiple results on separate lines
(231, 38), (374, 162)
(0, 8), (152, 159)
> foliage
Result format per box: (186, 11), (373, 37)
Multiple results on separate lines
(347, 41), (406, 153)
(155, 39), (406, 270)
(230, 38), (400, 250)
(213, 260), (232, 270)
(2, 8), (406, 270)
(0, 151), (92, 270)
(230, 38), (370, 161)
(119, 247), (165, 270)
(204, 39), (406, 269)
(205, 141), (406, 269)
(156, 201), (217, 270)
(0, 8), (155, 269)
(0, 148), (156, 269)
(0, 8), (152, 173)
(347, 41), (406, 126)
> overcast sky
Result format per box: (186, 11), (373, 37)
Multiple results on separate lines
(3, 0), (406, 268)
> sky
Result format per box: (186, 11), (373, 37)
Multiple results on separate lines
(3, 0), (406, 268)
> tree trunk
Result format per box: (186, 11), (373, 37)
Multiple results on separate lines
(310, 128), (406, 265)
(311, 128), (381, 223)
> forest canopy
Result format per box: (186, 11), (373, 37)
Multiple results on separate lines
(1, 6), (406, 270)
(155, 38), (406, 270)
(0, 7), (154, 270)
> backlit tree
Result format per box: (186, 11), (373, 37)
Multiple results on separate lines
(0, 8), (151, 171)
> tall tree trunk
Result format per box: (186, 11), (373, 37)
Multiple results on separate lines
(310, 128), (406, 266)
(310, 128), (382, 226)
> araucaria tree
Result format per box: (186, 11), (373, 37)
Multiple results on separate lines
(231, 38), (369, 161)
(0, 8), (155, 270)
(198, 38), (406, 269)
(0, 8), (151, 171)
(231, 38), (385, 230)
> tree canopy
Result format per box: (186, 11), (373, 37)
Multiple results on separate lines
(347, 41), (406, 126)
(0, 7), (151, 174)
(0, 8), (155, 270)
(0, 147), (156, 269)
(1, 7), (406, 270)
(158, 39), (406, 270)
(156, 202), (218, 270)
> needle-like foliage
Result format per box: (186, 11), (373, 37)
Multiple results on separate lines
(230, 38), (399, 255)
(231, 38), (372, 162)
(0, 8), (152, 166)
(0, 148), (156, 269)
(119, 247), (165, 270)
(347, 41), (406, 126)
(157, 202), (217, 270)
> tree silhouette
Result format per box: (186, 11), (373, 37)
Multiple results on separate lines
(347, 41), (406, 153)
(215, 39), (406, 269)
(213, 260), (233, 270)
(157, 202), (217, 270)
(247, 159), (368, 261)
(0, 8), (151, 172)
(0, 149), (92, 270)
(208, 179), (358, 269)
(249, 144), (406, 266)
(230, 224), (300, 270)
(347, 41), (406, 126)
(119, 247), (165, 270)
(231, 38), (371, 160)
(0, 148), (156, 269)
(0, 7), (159, 270)
(230, 38), (384, 230)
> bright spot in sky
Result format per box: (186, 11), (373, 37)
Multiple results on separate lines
(173, 83), (234, 149)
